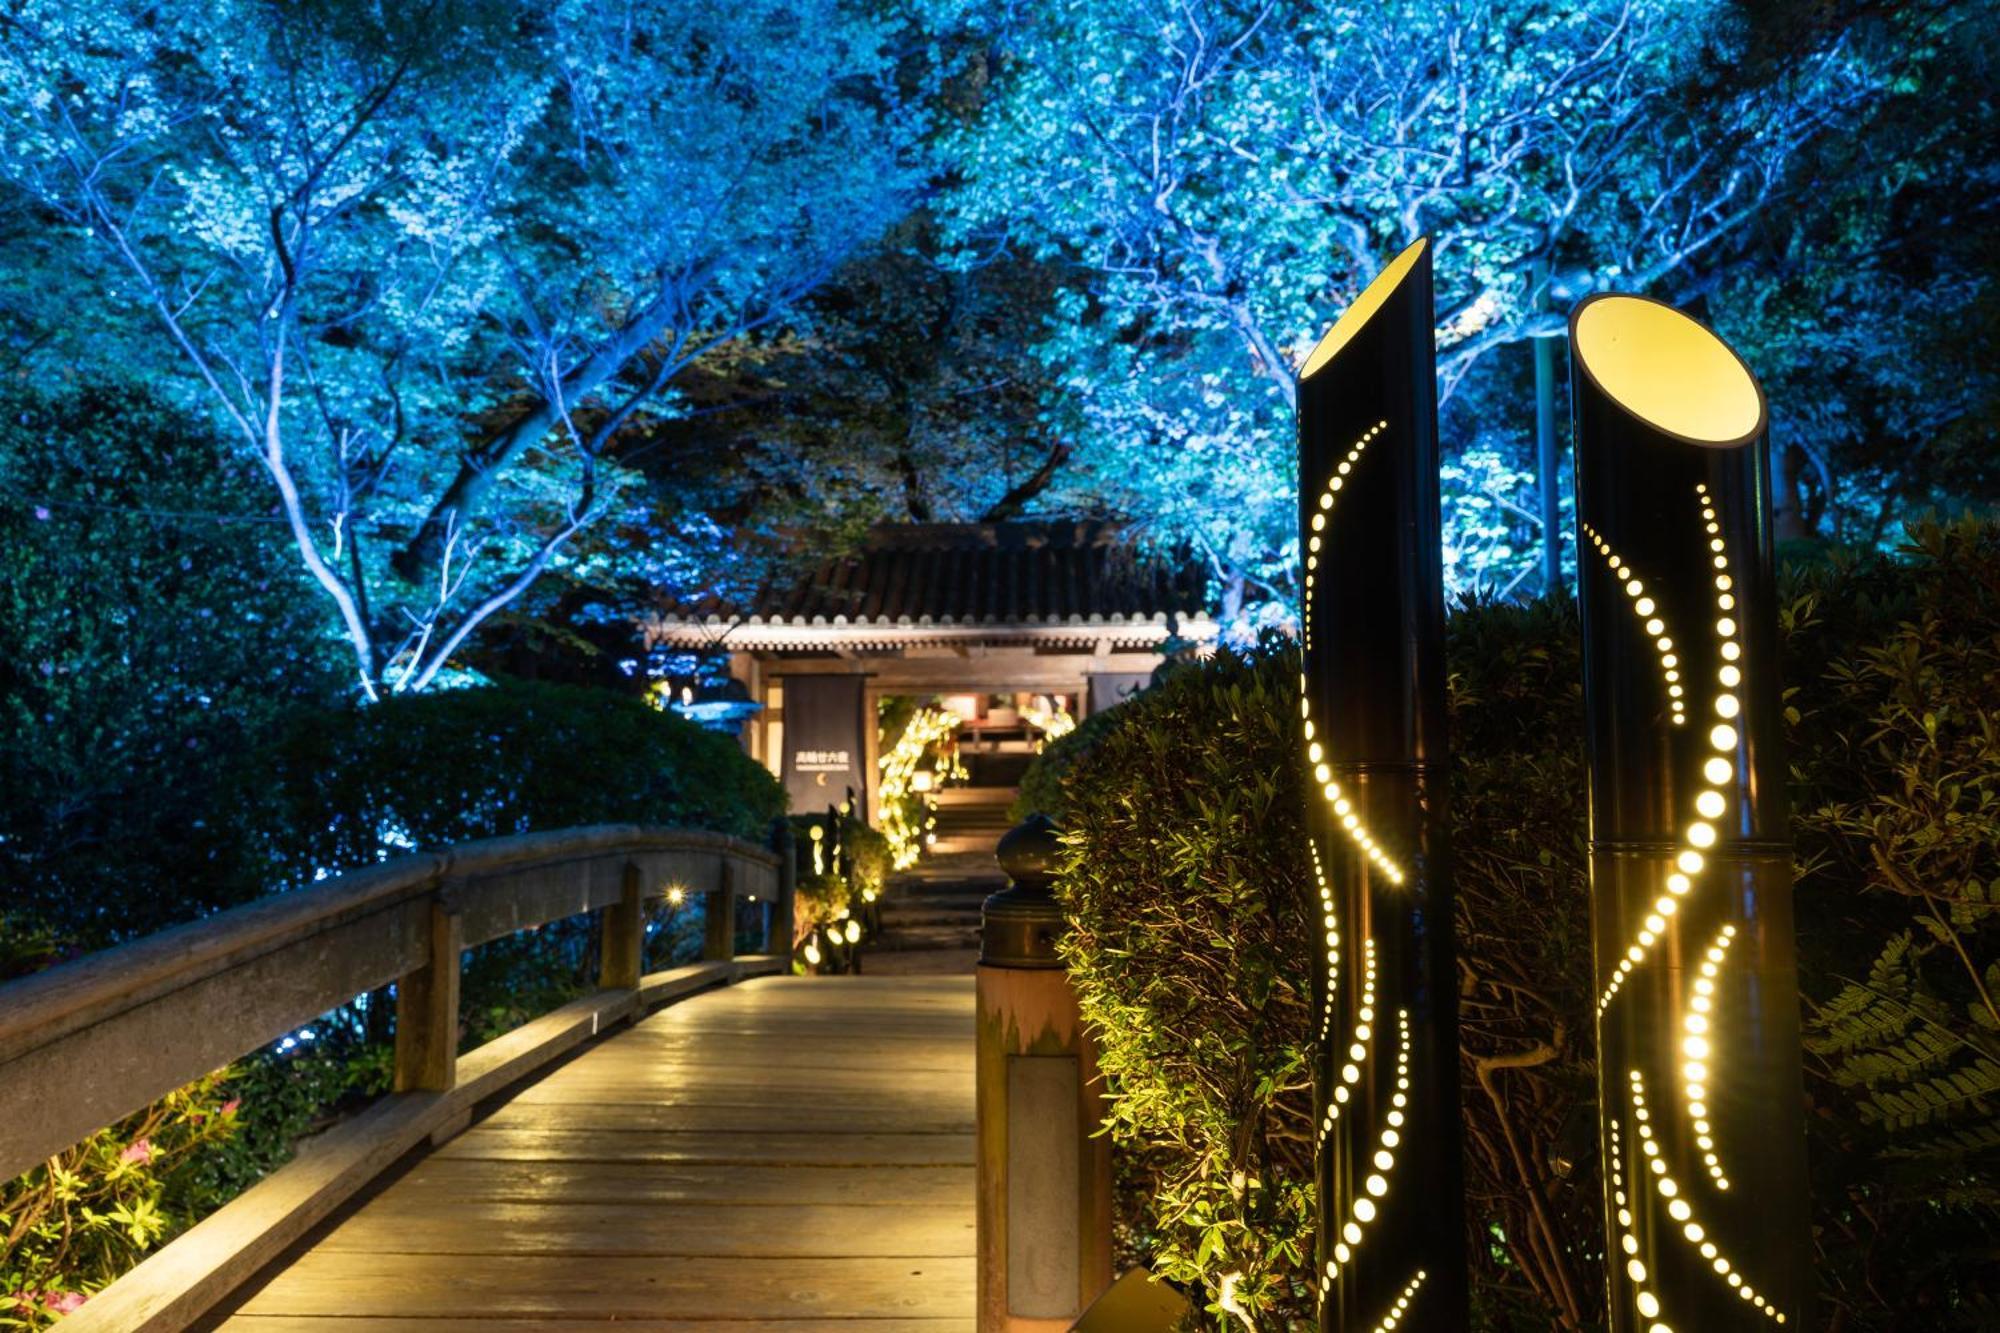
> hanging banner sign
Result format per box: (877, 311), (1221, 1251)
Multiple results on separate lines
(781, 674), (869, 813)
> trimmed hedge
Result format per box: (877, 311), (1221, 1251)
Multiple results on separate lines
(1029, 517), (1999, 1331)
(243, 677), (785, 886)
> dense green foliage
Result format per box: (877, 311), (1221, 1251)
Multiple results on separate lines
(1048, 649), (1314, 1321)
(1786, 521), (2000, 1326)
(247, 679), (784, 884)
(0, 385), (343, 947)
(1031, 520), (1999, 1329)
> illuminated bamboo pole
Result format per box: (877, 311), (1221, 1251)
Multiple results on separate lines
(1569, 294), (1811, 1330)
(1296, 237), (1466, 1331)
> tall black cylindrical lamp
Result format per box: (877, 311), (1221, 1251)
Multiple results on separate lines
(1569, 294), (1810, 1330)
(1297, 236), (1467, 1331)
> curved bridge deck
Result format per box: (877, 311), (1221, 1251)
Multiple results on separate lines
(210, 976), (975, 1330)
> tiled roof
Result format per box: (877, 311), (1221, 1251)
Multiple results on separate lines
(651, 521), (1216, 649)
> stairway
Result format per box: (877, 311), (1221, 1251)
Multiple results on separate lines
(865, 851), (1005, 976)
(927, 787), (1017, 856)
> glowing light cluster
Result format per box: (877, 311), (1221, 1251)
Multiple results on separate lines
(1595, 491), (1745, 1016)
(1629, 1072), (1785, 1322)
(1581, 521), (1685, 726)
(1367, 1270), (1428, 1332)
(1302, 419), (1388, 653)
(877, 706), (966, 869)
(1322, 1009), (1412, 1288)
(1684, 924), (1738, 1190)
(1608, 1115), (1675, 1333)
(1318, 938), (1377, 1138)
(1309, 840), (1340, 1042)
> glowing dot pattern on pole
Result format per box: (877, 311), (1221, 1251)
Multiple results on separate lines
(1580, 522), (1685, 726)
(1302, 421), (1386, 655)
(1320, 1008), (1412, 1291)
(1301, 676), (1408, 885)
(1593, 488), (1747, 1018)
(1308, 839), (1340, 1042)
(1608, 1116), (1676, 1333)
(1299, 236), (1464, 1329)
(1318, 938), (1376, 1137)
(1628, 1073), (1785, 1322)
(1366, 1270), (1428, 1333)
(1685, 924), (1739, 1190)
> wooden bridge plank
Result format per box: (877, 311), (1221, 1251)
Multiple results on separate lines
(475, 1098), (975, 1135)
(219, 1312), (968, 1320)
(312, 1200), (974, 1257)
(229, 1253), (975, 1319)
(433, 1127), (974, 1165)
(383, 1157), (975, 1206)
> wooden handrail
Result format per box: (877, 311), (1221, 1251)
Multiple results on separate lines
(2, 822), (801, 1333)
(0, 823), (787, 1182)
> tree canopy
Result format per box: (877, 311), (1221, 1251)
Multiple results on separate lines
(1, 0), (1993, 667)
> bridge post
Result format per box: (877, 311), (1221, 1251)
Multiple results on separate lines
(393, 900), (463, 1093)
(975, 814), (1112, 1332)
(600, 862), (644, 991)
(770, 817), (798, 957)
(704, 860), (737, 962)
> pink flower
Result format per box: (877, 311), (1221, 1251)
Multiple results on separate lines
(46, 1291), (87, 1314)
(33, 506), (51, 521)
(219, 1099), (242, 1116)
(118, 1138), (153, 1165)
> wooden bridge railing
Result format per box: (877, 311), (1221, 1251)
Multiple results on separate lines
(0, 822), (797, 1332)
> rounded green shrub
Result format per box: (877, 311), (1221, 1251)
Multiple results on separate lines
(242, 677), (786, 886)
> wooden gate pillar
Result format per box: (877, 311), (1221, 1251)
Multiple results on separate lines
(976, 815), (1113, 1332)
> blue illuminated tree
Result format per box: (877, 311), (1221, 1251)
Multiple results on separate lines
(0, 0), (950, 697)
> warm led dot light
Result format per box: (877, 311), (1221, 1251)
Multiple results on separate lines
(1330, 1011), (1415, 1276)
(1366, 1270), (1428, 1333)
(1597, 492), (1757, 1016)
(1582, 522), (1687, 725)
(1302, 426), (1383, 652)
(1683, 924), (1740, 1189)
(1606, 1115), (1676, 1333)
(1318, 939), (1376, 1137)
(1629, 1071), (1783, 1321)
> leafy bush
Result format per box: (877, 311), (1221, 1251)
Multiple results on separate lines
(1786, 518), (2000, 1328)
(243, 679), (786, 885)
(0, 1074), (241, 1326)
(0, 384), (343, 948)
(1032, 517), (2000, 1331)
(1049, 646), (1314, 1322)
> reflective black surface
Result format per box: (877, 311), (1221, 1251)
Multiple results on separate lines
(1298, 239), (1467, 1331)
(1570, 294), (1811, 1330)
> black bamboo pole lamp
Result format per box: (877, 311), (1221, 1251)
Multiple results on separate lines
(1297, 236), (1467, 1331)
(1569, 294), (1810, 1330)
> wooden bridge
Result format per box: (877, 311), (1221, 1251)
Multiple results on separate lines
(0, 827), (977, 1331)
